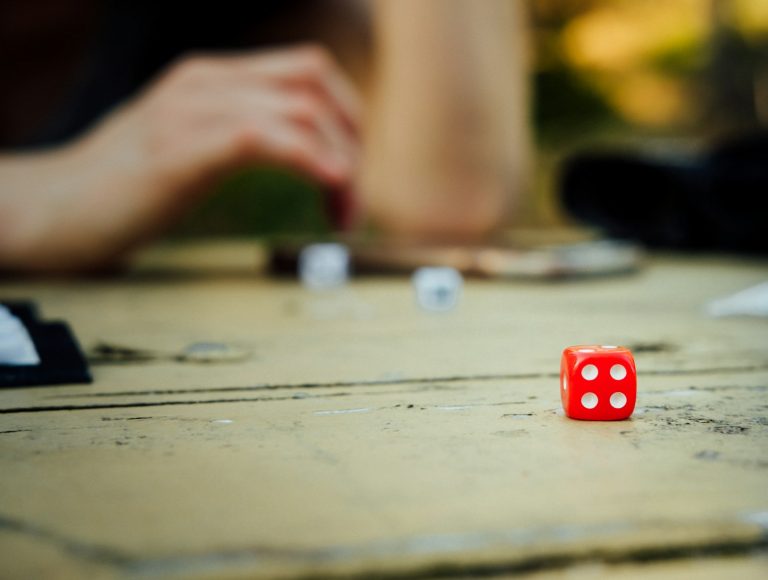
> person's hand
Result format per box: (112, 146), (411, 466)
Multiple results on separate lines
(0, 44), (362, 272)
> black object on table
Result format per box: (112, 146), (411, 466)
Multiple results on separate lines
(0, 301), (92, 388)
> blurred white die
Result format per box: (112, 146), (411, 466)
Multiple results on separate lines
(298, 243), (350, 290)
(412, 267), (463, 312)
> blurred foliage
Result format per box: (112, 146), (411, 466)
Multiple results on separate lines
(171, 167), (331, 239)
(533, 66), (617, 144)
(648, 39), (706, 75)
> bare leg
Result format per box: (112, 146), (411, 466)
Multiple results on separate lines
(263, 0), (532, 241)
(362, 0), (532, 241)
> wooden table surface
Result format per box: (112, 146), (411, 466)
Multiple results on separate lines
(1, 242), (767, 579)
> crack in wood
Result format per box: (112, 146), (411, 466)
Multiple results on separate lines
(281, 540), (768, 580)
(0, 384), (456, 415)
(48, 374), (547, 400)
(1, 512), (766, 578)
(0, 393), (353, 415)
(40, 364), (768, 402)
(4, 376), (766, 416)
(0, 514), (132, 567)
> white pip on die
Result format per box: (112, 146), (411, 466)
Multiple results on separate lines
(412, 267), (463, 312)
(298, 243), (350, 290)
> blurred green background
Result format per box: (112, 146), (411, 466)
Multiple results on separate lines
(174, 0), (768, 239)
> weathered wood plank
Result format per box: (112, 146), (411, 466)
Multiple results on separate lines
(1, 373), (766, 577)
(0, 247), (767, 578)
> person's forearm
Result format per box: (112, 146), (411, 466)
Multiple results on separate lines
(363, 0), (531, 240)
(0, 149), (84, 272)
(0, 46), (364, 273)
(0, 137), (146, 273)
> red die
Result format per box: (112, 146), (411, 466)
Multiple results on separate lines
(560, 345), (637, 420)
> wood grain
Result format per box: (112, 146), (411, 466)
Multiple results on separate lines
(1, 242), (767, 579)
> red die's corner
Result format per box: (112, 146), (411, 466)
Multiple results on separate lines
(560, 345), (637, 421)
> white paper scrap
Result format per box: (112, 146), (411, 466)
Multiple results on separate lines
(706, 281), (768, 318)
(0, 305), (41, 365)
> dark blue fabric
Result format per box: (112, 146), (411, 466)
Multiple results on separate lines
(560, 132), (768, 254)
(27, 0), (290, 147)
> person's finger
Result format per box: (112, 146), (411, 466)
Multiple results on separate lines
(178, 98), (361, 227)
(174, 86), (360, 177)
(217, 118), (352, 187)
(202, 110), (361, 229)
(279, 91), (360, 173)
(167, 50), (363, 140)
(280, 58), (363, 137)
(218, 46), (364, 135)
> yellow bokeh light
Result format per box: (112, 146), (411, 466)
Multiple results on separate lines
(608, 72), (691, 127)
(562, 0), (710, 72)
(732, 0), (768, 37)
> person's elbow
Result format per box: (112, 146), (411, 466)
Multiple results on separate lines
(367, 181), (517, 242)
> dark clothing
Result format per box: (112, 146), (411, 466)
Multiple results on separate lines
(22, 1), (290, 148)
(560, 132), (768, 254)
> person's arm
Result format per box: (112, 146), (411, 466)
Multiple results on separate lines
(362, 0), (531, 241)
(0, 45), (361, 272)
